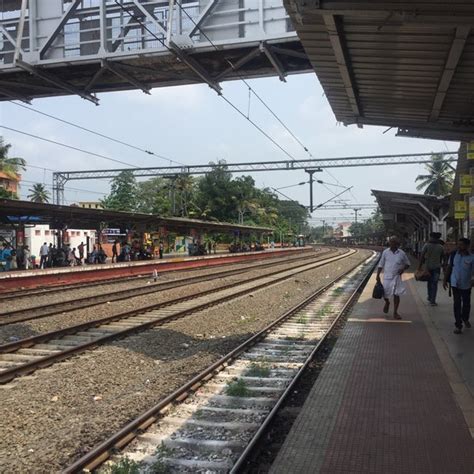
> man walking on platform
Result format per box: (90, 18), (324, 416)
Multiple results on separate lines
(418, 232), (444, 306)
(39, 242), (49, 269)
(443, 238), (474, 334)
(376, 236), (410, 320)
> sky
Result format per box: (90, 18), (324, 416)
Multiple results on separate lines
(0, 72), (457, 227)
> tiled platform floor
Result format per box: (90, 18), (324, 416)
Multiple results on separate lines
(271, 272), (474, 474)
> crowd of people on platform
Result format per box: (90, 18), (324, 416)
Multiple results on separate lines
(377, 232), (473, 335)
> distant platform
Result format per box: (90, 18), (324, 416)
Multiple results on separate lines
(271, 271), (474, 473)
(0, 247), (314, 291)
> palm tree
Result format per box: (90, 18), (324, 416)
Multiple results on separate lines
(0, 137), (26, 177)
(415, 153), (454, 196)
(27, 183), (50, 203)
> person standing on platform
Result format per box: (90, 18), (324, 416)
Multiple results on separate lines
(418, 232), (444, 306)
(78, 241), (85, 264)
(159, 242), (164, 259)
(39, 242), (49, 269)
(23, 245), (31, 270)
(111, 240), (118, 263)
(376, 236), (410, 320)
(443, 238), (474, 334)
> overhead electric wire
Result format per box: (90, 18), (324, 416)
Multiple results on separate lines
(10, 102), (185, 166)
(113, 1), (299, 162)
(275, 181), (308, 190)
(0, 125), (139, 168)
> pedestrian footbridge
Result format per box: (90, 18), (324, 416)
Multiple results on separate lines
(0, 0), (311, 103)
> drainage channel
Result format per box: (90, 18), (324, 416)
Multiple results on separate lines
(0, 250), (355, 384)
(64, 251), (377, 473)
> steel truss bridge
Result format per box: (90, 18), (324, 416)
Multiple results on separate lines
(0, 0), (311, 103)
(52, 150), (458, 204)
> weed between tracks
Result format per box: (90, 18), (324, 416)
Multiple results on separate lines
(246, 363), (271, 378)
(101, 457), (140, 474)
(226, 378), (250, 397)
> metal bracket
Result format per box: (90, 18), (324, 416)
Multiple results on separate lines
(131, 0), (167, 37)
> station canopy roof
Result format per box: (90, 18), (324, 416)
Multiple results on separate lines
(372, 189), (450, 235)
(284, 1), (474, 142)
(0, 200), (273, 234)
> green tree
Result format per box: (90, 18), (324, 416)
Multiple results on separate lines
(0, 187), (18, 199)
(27, 183), (50, 203)
(415, 153), (454, 196)
(0, 137), (26, 178)
(135, 177), (172, 215)
(101, 170), (138, 211)
(195, 161), (237, 222)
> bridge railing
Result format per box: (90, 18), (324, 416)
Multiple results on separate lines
(0, 0), (294, 68)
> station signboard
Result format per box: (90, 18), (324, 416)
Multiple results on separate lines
(470, 197), (474, 229)
(455, 201), (467, 213)
(468, 142), (474, 160)
(460, 174), (472, 194)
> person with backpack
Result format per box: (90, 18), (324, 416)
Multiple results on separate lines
(443, 238), (474, 334)
(417, 232), (444, 306)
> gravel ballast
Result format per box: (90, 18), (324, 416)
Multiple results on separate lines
(0, 251), (317, 313)
(0, 250), (370, 472)
(0, 251), (335, 345)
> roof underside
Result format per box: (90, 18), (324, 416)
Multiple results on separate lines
(0, 200), (272, 234)
(284, 1), (474, 141)
(372, 189), (450, 234)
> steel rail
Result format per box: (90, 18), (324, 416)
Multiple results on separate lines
(0, 251), (355, 384)
(0, 249), (320, 301)
(0, 250), (327, 326)
(62, 250), (373, 473)
(230, 252), (379, 473)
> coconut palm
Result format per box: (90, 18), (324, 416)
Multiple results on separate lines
(27, 183), (50, 203)
(0, 137), (26, 178)
(415, 153), (454, 196)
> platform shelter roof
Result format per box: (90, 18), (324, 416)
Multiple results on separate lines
(284, 1), (474, 142)
(0, 200), (273, 234)
(372, 189), (450, 236)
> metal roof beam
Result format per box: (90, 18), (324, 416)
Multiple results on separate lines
(215, 47), (261, 80)
(430, 26), (470, 121)
(103, 60), (151, 95)
(323, 14), (361, 118)
(261, 43), (287, 82)
(15, 60), (99, 105)
(169, 41), (222, 94)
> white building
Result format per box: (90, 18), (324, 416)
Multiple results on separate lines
(25, 225), (96, 256)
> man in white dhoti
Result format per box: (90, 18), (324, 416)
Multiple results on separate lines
(376, 236), (410, 320)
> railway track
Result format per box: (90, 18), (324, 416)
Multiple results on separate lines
(0, 250), (356, 384)
(0, 250), (320, 302)
(0, 250), (334, 327)
(64, 251), (377, 473)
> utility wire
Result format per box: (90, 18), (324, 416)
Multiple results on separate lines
(10, 102), (185, 166)
(275, 181), (308, 190)
(114, 1), (298, 162)
(315, 186), (353, 209)
(0, 125), (139, 168)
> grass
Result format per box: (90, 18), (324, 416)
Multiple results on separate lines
(147, 459), (169, 474)
(246, 363), (271, 378)
(296, 315), (308, 324)
(226, 378), (250, 397)
(332, 287), (344, 296)
(101, 458), (140, 474)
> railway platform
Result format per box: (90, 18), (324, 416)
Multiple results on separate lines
(0, 247), (311, 291)
(271, 272), (474, 474)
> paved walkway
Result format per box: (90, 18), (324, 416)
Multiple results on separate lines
(271, 272), (474, 474)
